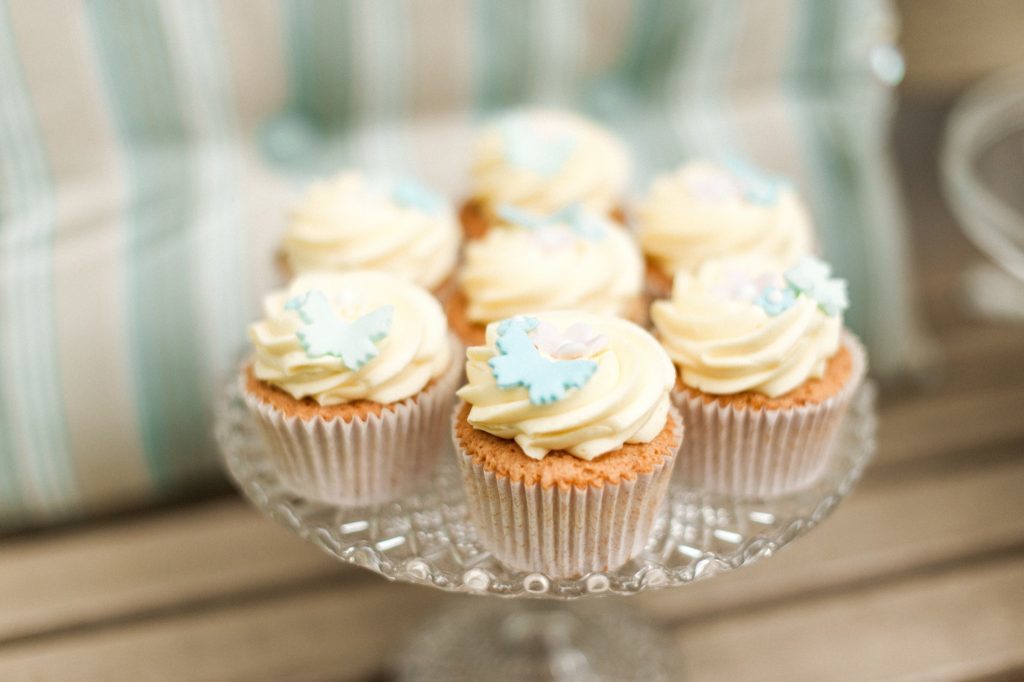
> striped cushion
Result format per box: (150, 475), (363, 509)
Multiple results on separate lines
(0, 0), (923, 526)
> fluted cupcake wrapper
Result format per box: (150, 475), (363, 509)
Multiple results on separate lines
(671, 333), (867, 498)
(453, 406), (683, 579)
(243, 335), (464, 506)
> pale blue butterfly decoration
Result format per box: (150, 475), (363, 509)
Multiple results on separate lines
(392, 178), (446, 214)
(496, 203), (607, 242)
(784, 257), (849, 317)
(744, 257), (848, 317)
(721, 154), (788, 206)
(501, 117), (576, 178)
(285, 290), (393, 370)
(489, 316), (598, 405)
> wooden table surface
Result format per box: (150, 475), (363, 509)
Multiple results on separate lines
(1, 100), (1022, 682)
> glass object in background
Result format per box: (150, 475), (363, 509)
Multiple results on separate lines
(943, 68), (1024, 320)
(217, 376), (877, 680)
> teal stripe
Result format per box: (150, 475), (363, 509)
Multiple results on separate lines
(261, 0), (353, 175)
(285, 0), (354, 131)
(0, 2), (33, 517)
(678, 0), (740, 158)
(0, 0), (76, 518)
(359, 0), (410, 170)
(532, 0), (583, 106)
(615, 0), (700, 99)
(160, 0), (248, 479)
(591, 0), (701, 174)
(787, 0), (868, 337)
(191, 0), (249, 375)
(473, 0), (533, 112)
(373, 0), (408, 123)
(173, 0), (248, 372)
(85, 1), (206, 492)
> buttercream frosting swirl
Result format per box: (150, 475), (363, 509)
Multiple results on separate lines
(249, 271), (452, 405)
(457, 311), (675, 460)
(651, 256), (844, 397)
(458, 212), (644, 325)
(283, 172), (460, 290)
(470, 109), (631, 215)
(638, 161), (813, 277)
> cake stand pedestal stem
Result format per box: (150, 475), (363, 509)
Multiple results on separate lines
(396, 597), (679, 681)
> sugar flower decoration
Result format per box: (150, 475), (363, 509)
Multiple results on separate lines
(709, 258), (847, 317)
(784, 256), (849, 317)
(497, 203), (607, 242)
(500, 115), (577, 177)
(532, 321), (608, 360)
(712, 269), (782, 305)
(284, 290), (393, 370)
(489, 317), (598, 405)
(753, 286), (797, 316)
(529, 226), (577, 250)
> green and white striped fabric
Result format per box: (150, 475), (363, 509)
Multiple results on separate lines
(0, 0), (925, 527)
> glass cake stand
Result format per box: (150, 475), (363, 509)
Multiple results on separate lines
(216, 380), (877, 681)
(942, 67), (1024, 320)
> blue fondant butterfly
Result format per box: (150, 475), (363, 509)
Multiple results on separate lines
(721, 154), (787, 206)
(496, 203), (607, 242)
(285, 290), (393, 370)
(784, 257), (849, 317)
(488, 318), (597, 405)
(392, 178), (445, 214)
(501, 119), (576, 177)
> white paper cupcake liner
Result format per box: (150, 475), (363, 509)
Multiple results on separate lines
(243, 335), (464, 506)
(453, 405), (683, 579)
(671, 333), (867, 498)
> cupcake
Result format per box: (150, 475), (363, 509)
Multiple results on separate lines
(243, 270), (463, 505)
(453, 311), (682, 578)
(462, 109), (631, 239)
(280, 172), (460, 298)
(650, 255), (866, 497)
(638, 159), (813, 299)
(445, 204), (646, 346)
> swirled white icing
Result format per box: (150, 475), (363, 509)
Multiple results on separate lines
(638, 161), (813, 277)
(650, 256), (843, 397)
(283, 172), (460, 290)
(249, 271), (452, 405)
(458, 215), (643, 325)
(469, 109), (631, 215)
(457, 311), (675, 460)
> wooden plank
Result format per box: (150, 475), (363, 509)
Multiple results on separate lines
(674, 557), (1024, 682)
(636, 456), (1024, 622)
(876, 383), (1024, 472)
(0, 582), (452, 682)
(0, 499), (342, 642)
(875, 322), (1024, 402)
(0, 458), (1021, 681)
(921, 324), (1024, 396)
(0, 549), (1020, 681)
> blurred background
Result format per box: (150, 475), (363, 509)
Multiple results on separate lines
(0, 1), (1022, 680)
